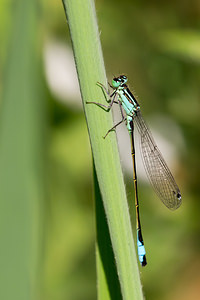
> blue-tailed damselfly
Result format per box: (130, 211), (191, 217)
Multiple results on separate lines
(87, 75), (182, 266)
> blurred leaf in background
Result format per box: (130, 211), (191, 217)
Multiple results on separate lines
(1, 0), (200, 299)
(0, 0), (46, 299)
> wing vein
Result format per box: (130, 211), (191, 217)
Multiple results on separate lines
(134, 111), (181, 210)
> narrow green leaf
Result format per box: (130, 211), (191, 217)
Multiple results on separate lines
(157, 29), (200, 63)
(62, 1), (144, 299)
(0, 0), (44, 299)
(94, 165), (122, 300)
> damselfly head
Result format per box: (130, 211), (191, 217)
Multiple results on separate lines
(112, 75), (128, 88)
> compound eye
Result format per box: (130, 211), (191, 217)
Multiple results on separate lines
(112, 78), (121, 88)
(120, 75), (128, 83)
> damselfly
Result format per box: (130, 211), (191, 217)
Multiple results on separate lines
(87, 75), (182, 266)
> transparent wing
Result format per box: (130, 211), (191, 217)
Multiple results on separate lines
(134, 111), (181, 210)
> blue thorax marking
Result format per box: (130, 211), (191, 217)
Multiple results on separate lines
(117, 84), (140, 116)
(116, 84), (140, 132)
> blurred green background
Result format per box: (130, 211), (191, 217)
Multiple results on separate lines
(0, 0), (200, 299)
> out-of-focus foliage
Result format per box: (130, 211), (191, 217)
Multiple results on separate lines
(1, 0), (200, 299)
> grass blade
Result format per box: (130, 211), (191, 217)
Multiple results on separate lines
(62, 1), (144, 299)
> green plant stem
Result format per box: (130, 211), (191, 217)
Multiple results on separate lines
(62, 1), (143, 299)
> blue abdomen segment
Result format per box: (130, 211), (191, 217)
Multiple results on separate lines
(137, 229), (147, 267)
(126, 115), (133, 132)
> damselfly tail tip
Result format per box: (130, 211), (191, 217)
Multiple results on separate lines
(137, 229), (147, 267)
(138, 252), (147, 267)
(141, 255), (147, 267)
